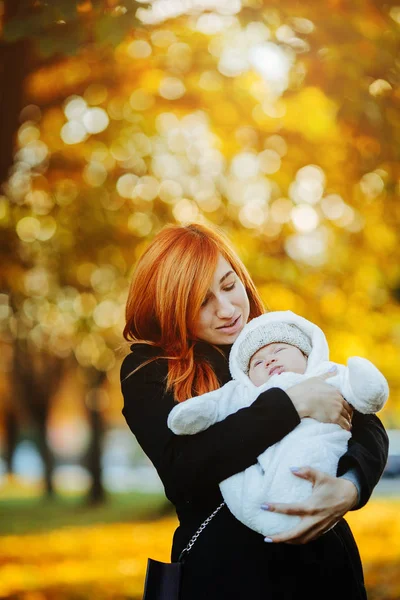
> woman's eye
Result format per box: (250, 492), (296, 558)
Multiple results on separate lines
(223, 282), (235, 292)
(201, 297), (209, 307)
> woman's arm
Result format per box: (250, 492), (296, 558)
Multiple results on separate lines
(337, 410), (389, 508)
(120, 347), (300, 503)
(167, 380), (244, 435)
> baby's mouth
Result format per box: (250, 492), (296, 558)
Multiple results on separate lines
(269, 365), (284, 376)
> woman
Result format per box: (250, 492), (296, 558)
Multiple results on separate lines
(120, 222), (388, 600)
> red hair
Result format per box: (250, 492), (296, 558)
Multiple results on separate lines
(123, 223), (265, 401)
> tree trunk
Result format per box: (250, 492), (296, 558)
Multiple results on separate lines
(0, 0), (31, 188)
(11, 336), (63, 499)
(4, 408), (18, 475)
(37, 415), (55, 497)
(87, 403), (105, 505)
(85, 368), (107, 505)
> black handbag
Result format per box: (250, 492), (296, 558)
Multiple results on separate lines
(142, 502), (225, 600)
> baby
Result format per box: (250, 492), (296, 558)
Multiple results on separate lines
(168, 310), (389, 537)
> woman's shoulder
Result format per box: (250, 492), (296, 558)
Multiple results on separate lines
(120, 340), (232, 385)
(196, 342), (232, 383)
(120, 343), (168, 383)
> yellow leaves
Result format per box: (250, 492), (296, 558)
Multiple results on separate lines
(0, 517), (177, 598)
(40, 108), (70, 153)
(282, 87), (339, 141)
(77, 1), (93, 14)
(0, 502), (399, 598)
(258, 283), (306, 315)
(214, 101), (239, 126)
(346, 499), (400, 599)
(4, 0), (400, 420)
(320, 289), (348, 319)
(140, 69), (166, 95)
(355, 12), (387, 40)
(0, 475), (44, 500)
(346, 499), (400, 563)
(16, 216), (48, 243)
(0, 196), (11, 226)
(364, 224), (398, 254)
(354, 263), (383, 291)
(330, 331), (368, 362)
(27, 60), (91, 104)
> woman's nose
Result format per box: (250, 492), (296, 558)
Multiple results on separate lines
(216, 297), (235, 319)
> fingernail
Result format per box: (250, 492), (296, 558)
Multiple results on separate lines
(290, 466), (300, 472)
(329, 365), (337, 372)
(260, 504), (270, 511)
(264, 537), (273, 543)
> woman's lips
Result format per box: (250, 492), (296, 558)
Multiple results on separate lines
(217, 314), (242, 334)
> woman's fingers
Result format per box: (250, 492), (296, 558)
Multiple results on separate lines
(261, 501), (309, 517)
(287, 372), (354, 426)
(290, 465), (318, 484)
(261, 467), (318, 516)
(341, 407), (351, 421)
(269, 518), (336, 545)
(343, 399), (353, 414)
(320, 377), (353, 428)
(319, 367), (337, 379)
(338, 415), (352, 431)
(318, 371), (353, 426)
(261, 469), (357, 545)
(265, 517), (322, 545)
(341, 399), (352, 413)
(340, 400), (353, 430)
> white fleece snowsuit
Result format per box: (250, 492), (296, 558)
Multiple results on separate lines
(168, 311), (389, 537)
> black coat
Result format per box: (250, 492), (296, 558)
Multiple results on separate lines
(120, 342), (389, 600)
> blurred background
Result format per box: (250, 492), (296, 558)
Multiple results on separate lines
(0, 0), (399, 598)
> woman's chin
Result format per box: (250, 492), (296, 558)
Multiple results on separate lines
(214, 327), (244, 345)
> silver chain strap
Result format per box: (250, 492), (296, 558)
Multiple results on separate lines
(178, 502), (225, 561)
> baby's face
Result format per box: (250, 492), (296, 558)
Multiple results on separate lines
(248, 342), (308, 387)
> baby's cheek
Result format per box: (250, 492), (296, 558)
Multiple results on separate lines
(251, 370), (270, 387)
(249, 369), (258, 385)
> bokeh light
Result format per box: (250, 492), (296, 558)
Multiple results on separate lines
(1, 11), (399, 600)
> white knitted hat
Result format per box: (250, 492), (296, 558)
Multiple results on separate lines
(237, 322), (312, 373)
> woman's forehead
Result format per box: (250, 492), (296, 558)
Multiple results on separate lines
(211, 254), (234, 284)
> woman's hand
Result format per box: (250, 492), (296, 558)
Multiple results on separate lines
(286, 369), (353, 431)
(262, 466), (359, 545)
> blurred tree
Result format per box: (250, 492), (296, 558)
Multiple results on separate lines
(0, 0), (143, 499)
(3, 403), (18, 476)
(12, 343), (64, 496)
(0, 0), (32, 185)
(0, 0), (143, 186)
(0, 0), (399, 510)
(2, 0), (142, 55)
(82, 366), (107, 505)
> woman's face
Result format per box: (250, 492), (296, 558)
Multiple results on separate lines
(192, 254), (250, 345)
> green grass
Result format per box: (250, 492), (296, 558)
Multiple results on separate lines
(0, 491), (172, 536)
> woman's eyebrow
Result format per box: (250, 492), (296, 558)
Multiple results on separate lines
(219, 270), (235, 284)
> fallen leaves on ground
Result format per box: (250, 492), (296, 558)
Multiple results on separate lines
(0, 499), (399, 599)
